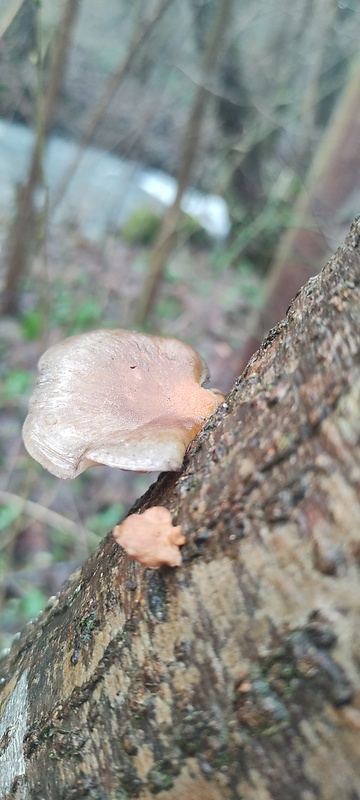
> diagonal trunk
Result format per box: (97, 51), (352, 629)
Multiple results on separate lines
(236, 51), (360, 377)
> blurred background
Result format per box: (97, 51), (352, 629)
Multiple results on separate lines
(0, 0), (359, 648)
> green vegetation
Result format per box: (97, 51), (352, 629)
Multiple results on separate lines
(179, 214), (213, 248)
(52, 285), (104, 334)
(1, 369), (33, 402)
(86, 503), (125, 537)
(121, 209), (162, 245)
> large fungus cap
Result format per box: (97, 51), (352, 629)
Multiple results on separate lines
(23, 328), (223, 479)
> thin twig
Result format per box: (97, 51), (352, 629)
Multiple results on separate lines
(1, 0), (81, 313)
(50, 0), (174, 215)
(0, 490), (98, 546)
(0, 0), (26, 39)
(134, 0), (236, 324)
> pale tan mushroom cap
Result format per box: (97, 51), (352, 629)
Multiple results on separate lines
(23, 329), (223, 478)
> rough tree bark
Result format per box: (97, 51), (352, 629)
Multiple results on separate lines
(1, 219), (360, 799)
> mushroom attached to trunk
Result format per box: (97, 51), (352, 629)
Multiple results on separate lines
(23, 329), (224, 479)
(113, 506), (186, 568)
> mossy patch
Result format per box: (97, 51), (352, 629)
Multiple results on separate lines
(121, 209), (162, 245)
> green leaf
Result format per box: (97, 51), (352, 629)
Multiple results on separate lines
(1, 369), (33, 400)
(21, 588), (47, 620)
(86, 503), (125, 536)
(20, 310), (43, 341)
(0, 504), (22, 531)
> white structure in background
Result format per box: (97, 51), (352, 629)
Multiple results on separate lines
(137, 170), (230, 239)
(0, 119), (230, 243)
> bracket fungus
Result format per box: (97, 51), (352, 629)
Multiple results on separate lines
(23, 328), (224, 479)
(113, 506), (185, 568)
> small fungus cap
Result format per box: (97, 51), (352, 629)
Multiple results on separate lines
(23, 328), (223, 479)
(113, 506), (185, 568)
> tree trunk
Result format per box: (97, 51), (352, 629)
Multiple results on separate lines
(1, 0), (81, 314)
(134, 0), (235, 324)
(236, 51), (360, 375)
(1, 220), (360, 798)
(49, 0), (174, 217)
